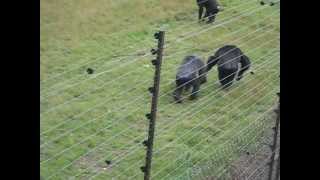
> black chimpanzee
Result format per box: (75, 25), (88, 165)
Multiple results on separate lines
(207, 45), (251, 88)
(196, 0), (221, 23)
(173, 55), (207, 103)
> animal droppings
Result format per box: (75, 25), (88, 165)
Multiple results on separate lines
(86, 68), (94, 74)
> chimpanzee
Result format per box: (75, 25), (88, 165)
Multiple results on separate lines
(196, 0), (221, 23)
(207, 45), (251, 88)
(173, 55), (207, 103)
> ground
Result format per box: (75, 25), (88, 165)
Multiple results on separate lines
(40, 0), (280, 179)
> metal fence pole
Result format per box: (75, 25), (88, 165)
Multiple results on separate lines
(141, 31), (165, 180)
(268, 92), (280, 180)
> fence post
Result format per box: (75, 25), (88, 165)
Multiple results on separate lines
(141, 31), (165, 180)
(275, 150), (280, 180)
(268, 92), (280, 180)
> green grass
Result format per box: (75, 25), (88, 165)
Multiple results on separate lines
(40, 0), (280, 179)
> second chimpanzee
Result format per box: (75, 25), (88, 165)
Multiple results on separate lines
(173, 55), (207, 103)
(196, 0), (221, 23)
(207, 45), (251, 88)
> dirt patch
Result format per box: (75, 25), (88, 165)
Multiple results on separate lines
(228, 106), (280, 180)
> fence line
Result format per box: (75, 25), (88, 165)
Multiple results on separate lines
(40, 12), (278, 122)
(40, 0), (258, 87)
(116, 53), (279, 179)
(172, 106), (277, 180)
(40, 2), (270, 106)
(246, 147), (280, 180)
(40, 20), (279, 141)
(151, 88), (277, 179)
(40, 2), (270, 100)
(41, 1), (279, 179)
(41, 41), (278, 168)
(40, 0), (251, 95)
(41, 41), (278, 172)
(40, 27), (278, 147)
(44, 52), (278, 180)
(81, 70), (279, 179)
(41, 23), (278, 151)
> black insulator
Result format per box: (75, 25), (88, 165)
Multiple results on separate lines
(145, 113), (152, 120)
(148, 87), (154, 94)
(151, 48), (158, 55)
(151, 59), (158, 66)
(142, 140), (149, 147)
(154, 32), (160, 39)
(140, 166), (146, 172)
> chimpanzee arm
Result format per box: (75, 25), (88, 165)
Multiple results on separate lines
(206, 55), (219, 71)
(197, 0), (205, 20)
(237, 55), (251, 80)
(199, 5), (204, 20)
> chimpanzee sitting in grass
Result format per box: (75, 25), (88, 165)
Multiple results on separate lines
(207, 45), (251, 88)
(173, 55), (207, 103)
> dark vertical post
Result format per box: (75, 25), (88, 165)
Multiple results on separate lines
(275, 151), (280, 180)
(268, 92), (280, 180)
(141, 31), (165, 180)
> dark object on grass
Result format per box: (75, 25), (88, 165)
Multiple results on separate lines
(173, 55), (207, 103)
(105, 160), (111, 165)
(142, 140), (148, 147)
(86, 68), (94, 74)
(196, 0), (220, 23)
(250, 71), (255, 75)
(207, 45), (251, 89)
(270, 2), (275, 6)
(260, 1), (265, 5)
(246, 152), (250, 155)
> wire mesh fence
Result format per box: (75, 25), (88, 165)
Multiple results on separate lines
(40, 0), (280, 179)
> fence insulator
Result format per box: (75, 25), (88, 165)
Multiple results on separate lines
(154, 32), (160, 40)
(151, 59), (158, 66)
(140, 166), (146, 173)
(148, 87), (155, 94)
(142, 140), (149, 147)
(150, 48), (158, 55)
(145, 113), (152, 120)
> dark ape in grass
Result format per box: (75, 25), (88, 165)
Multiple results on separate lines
(196, 0), (220, 23)
(173, 55), (207, 103)
(207, 45), (251, 88)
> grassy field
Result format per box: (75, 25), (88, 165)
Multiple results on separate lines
(40, 0), (280, 179)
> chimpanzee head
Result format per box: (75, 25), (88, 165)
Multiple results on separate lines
(206, 55), (219, 72)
